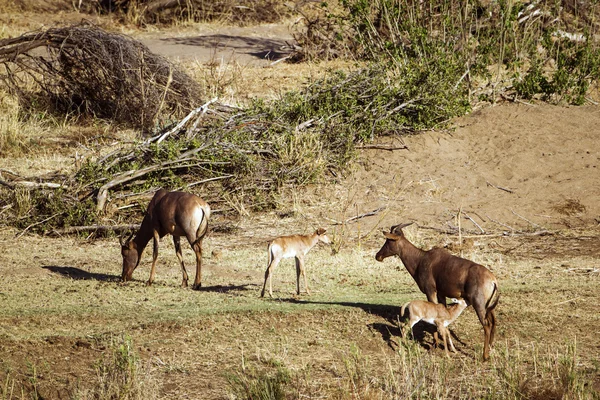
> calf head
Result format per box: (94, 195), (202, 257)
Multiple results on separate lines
(316, 228), (331, 244)
(119, 232), (139, 282)
(375, 223), (413, 261)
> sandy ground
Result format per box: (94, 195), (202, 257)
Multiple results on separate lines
(138, 23), (295, 66)
(132, 26), (600, 237)
(340, 103), (600, 235)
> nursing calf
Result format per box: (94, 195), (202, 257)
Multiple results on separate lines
(376, 223), (500, 360)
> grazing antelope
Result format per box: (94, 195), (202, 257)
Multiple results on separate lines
(260, 228), (331, 298)
(120, 189), (210, 289)
(400, 298), (468, 357)
(376, 223), (500, 361)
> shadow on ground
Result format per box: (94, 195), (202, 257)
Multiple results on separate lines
(280, 298), (467, 353)
(199, 283), (258, 293)
(42, 265), (118, 281)
(161, 34), (291, 60)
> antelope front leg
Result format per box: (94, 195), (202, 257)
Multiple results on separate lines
(447, 332), (457, 353)
(191, 239), (203, 290)
(147, 232), (160, 286)
(173, 236), (189, 288)
(296, 256), (310, 295)
(439, 326), (451, 358)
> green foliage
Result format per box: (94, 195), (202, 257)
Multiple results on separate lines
(4, 187), (99, 234)
(298, 0), (600, 105)
(515, 34), (600, 104)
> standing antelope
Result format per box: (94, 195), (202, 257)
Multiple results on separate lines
(260, 228), (331, 298)
(376, 223), (500, 361)
(400, 298), (468, 358)
(120, 189), (211, 289)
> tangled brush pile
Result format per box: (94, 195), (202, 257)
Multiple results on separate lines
(0, 22), (203, 132)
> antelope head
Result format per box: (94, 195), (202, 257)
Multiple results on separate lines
(315, 228), (331, 244)
(375, 222), (413, 261)
(119, 231), (138, 282)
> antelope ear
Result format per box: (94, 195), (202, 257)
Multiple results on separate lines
(316, 228), (327, 235)
(383, 232), (401, 240)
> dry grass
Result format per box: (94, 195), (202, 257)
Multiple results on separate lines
(0, 225), (598, 399)
(0, 6), (598, 399)
(183, 57), (359, 104)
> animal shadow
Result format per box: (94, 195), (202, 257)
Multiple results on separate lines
(280, 299), (400, 323)
(395, 314), (468, 355)
(282, 298), (465, 353)
(42, 266), (118, 282)
(198, 283), (258, 293)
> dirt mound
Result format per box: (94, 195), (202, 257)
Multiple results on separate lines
(323, 103), (600, 236)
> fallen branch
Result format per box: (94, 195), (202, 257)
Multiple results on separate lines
(463, 212), (485, 234)
(485, 214), (516, 231)
(16, 212), (63, 239)
(51, 224), (141, 235)
(151, 97), (218, 144)
(510, 209), (543, 229)
(356, 144), (408, 151)
(486, 181), (514, 194)
(1, 180), (65, 189)
(345, 207), (387, 223)
(268, 55), (292, 67)
(553, 297), (581, 306)
(97, 158), (220, 211)
(417, 224), (458, 235)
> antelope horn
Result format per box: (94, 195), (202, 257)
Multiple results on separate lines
(391, 222), (413, 233)
(119, 230), (135, 246)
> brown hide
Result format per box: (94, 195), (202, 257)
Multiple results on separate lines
(120, 189), (210, 289)
(376, 224), (499, 360)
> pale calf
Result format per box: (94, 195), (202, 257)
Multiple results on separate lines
(260, 228), (330, 297)
(400, 298), (468, 357)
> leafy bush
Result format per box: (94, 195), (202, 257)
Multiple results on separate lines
(293, 0), (600, 105)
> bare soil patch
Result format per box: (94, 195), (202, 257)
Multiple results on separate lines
(138, 23), (295, 66)
(321, 103), (600, 237)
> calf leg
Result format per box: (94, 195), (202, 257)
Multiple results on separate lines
(296, 256), (310, 295)
(173, 236), (189, 288)
(261, 253), (280, 298)
(438, 326), (451, 358)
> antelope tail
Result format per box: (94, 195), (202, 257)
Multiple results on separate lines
(400, 302), (410, 319)
(267, 242), (273, 267)
(485, 281), (500, 312)
(198, 208), (209, 238)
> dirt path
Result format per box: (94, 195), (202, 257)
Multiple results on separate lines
(138, 23), (295, 66)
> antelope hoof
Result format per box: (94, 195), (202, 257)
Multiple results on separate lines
(192, 283), (202, 290)
(145, 280), (153, 287)
(181, 280), (188, 288)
